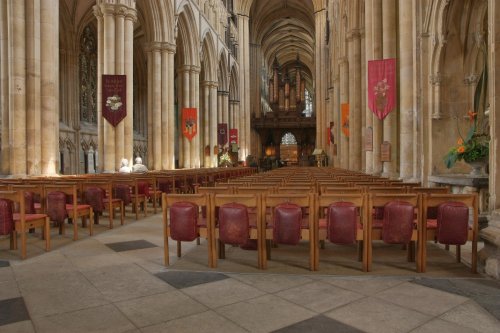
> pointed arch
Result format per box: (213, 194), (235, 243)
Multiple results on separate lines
(229, 64), (239, 101)
(201, 31), (217, 82)
(137, 0), (175, 43)
(218, 50), (229, 91)
(176, 3), (200, 67)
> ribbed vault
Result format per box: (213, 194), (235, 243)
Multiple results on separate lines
(250, 0), (315, 94)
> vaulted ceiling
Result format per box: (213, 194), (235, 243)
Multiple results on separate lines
(249, 0), (315, 89)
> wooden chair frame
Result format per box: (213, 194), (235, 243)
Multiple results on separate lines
(44, 184), (94, 240)
(211, 194), (264, 269)
(262, 193), (316, 271)
(162, 193), (213, 267)
(0, 190), (50, 259)
(316, 194), (368, 271)
(113, 179), (147, 220)
(367, 193), (422, 272)
(82, 182), (124, 228)
(421, 193), (478, 273)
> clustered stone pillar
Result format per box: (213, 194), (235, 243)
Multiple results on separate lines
(146, 41), (176, 170)
(202, 82), (211, 167)
(382, 0), (398, 178)
(237, 14), (250, 160)
(0, 0), (59, 176)
(398, 0), (414, 180)
(364, 0), (374, 174)
(209, 81), (219, 167)
(339, 57), (349, 169)
(348, 10), (362, 171)
(480, 0), (500, 279)
(190, 66), (200, 168)
(314, 7), (327, 151)
(94, 0), (137, 172)
(372, 0), (383, 175)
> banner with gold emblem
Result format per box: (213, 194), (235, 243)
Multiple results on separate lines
(182, 108), (197, 141)
(102, 75), (127, 127)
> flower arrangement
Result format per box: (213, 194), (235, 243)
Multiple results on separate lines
(444, 37), (489, 170)
(444, 119), (489, 168)
(219, 150), (232, 167)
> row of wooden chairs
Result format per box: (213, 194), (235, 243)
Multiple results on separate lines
(163, 192), (478, 273)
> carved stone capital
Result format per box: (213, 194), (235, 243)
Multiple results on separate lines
(464, 74), (479, 85)
(429, 74), (442, 86)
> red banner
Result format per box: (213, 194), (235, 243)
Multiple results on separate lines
(218, 123), (228, 146)
(341, 103), (350, 137)
(102, 75), (127, 127)
(229, 129), (238, 144)
(368, 58), (397, 120)
(182, 108), (197, 141)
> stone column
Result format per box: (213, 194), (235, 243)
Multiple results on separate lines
(161, 44), (175, 170)
(124, 8), (136, 165)
(203, 82), (210, 167)
(348, 27), (362, 171)
(364, 0), (374, 174)
(94, 6), (105, 172)
(339, 57), (349, 169)
(217, 92), (223, 123)
(103, 4), (116, 172)
(190, 66), (200, 168)
(167, 47), (175, 169)
(210, 82), (218, 166)
(94, 0), (136, 172)
(40, 0), (59, 175)
(222, 91), (229, 125)
(332, 75), (341, 167)
(372, 0), (383, 175)
(382, 0), (398, 178)
(233, 101), (240, 149)
(152, 45), (162, 170)
(26, 0), (41, 175)
(0, 0), (9, 174)
(146, 48), (153, 168)
(114, 6), (125, 167)
(479, 0), (500, 279)
(315, 7), (327, 151)
(9, 0), (27, 175)
(399, 0), (414, 180)
(181, 66), (190, 168)
(238, 14), (250, 159)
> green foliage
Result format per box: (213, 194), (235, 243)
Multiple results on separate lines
(444, 134), (489, 168)
(444, 40), (489, 169)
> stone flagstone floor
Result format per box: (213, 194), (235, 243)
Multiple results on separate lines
(0, 209), (499, 332)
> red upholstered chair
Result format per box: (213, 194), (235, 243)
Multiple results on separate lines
(136, 177), (162, 214)
(367, 194), (422, 272)
(0, 190), (50, 259)
(157, 176), (175, 194)
(316, 194), (367, 271)
(262, 193), (316, 271)
(162, 193), (213, 267)
(84, 187), (105, 225)
(45, 184), (93, 240)
(10, 184), (45, 214)
(82, 182), (124, 228)
(212, 194), (264, 269)
(421, 193), (478, 273)
(114, 180), (147, 220)
(46, 191), (68, 234)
